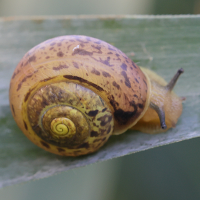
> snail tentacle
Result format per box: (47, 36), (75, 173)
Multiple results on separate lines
(150, 102), (167, 130)
(166, 68), (184, 91)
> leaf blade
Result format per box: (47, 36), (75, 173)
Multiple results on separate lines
(0, 15), (199, 188)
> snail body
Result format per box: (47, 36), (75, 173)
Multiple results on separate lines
(9, 35), (183, 156)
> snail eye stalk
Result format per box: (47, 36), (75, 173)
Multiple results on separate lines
(150, 102), (167, 130)
(166, 68), (184, 91)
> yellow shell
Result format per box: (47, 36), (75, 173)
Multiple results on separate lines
(9, 35), (149, 156)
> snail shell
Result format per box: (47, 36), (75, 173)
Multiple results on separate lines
(9, 35), (149, 156)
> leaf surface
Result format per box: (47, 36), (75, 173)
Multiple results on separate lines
(0, 15), (199, 188)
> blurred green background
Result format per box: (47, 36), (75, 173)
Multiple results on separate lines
(1, 0), (200, 200)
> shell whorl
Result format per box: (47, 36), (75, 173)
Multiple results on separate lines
(9, 35), (150, 156)
(25, 82), (114, 156)
(39, 105), (90, 147)
(50, 117), (76, 138)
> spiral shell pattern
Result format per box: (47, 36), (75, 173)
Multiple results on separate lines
(23, 82), (114, 156)
(50, 117), (76, 138)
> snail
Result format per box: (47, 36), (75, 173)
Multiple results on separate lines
(9, 35), (184, 156)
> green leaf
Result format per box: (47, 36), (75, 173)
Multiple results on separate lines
(0, 15), (199, 188)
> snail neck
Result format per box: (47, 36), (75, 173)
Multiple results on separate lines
(131, 67), (183, 134)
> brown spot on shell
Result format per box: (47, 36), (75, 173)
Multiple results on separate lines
(108, 94), (141, 125)
(91, 131), (99, 137)
(108, 45), (116, 51)
(29, 55), (36, 62)
(93, 122), (99, 127)
(53, 64), (69, 70)
(11, 104), (15, 116)
(99, 128), (107, 135)
(108, 95), (119, 109)
(102, 71), (111, 78)
(17, 74), (33, 91)
(102, 108), (107, 112)
(57, 148), (65, 152)
(41, 141), (50, 149)
(67, 44), (72, 50)
(97, 115), (113, 126)
(106, 125), (112, 134)
(98, 57), (113, 67)
(135, 78), (139, 83)
(41, 96), (50, 107)
(94, 138), (102, 142)
(57, 51), (64, 57)
(131, 61), (137, 69)
(121, 71), (131, 88)
(78, 142), (90, 149)
(12, 72), (17, 79)
(73, 62), (79, 69)
(120, 63), (127, 71)
(87, 110), (99, 117)
(114, 108), (137, 125)
(12, 69), (20, 79)
(112, 81), (120, 90)
(24, 120), (28, 130)
(138, 103), (144, 109)
(91, 68), (100, 76)
(129, 100), (137, 108)
(91, 45), (102, 52)
(79, 43), (85, 47)
(143, 79), (147, 87)
(24, 86), (36, 102)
